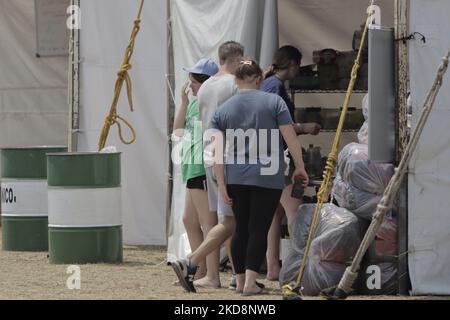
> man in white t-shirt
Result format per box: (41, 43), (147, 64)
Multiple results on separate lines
(198, 48), (241, 220)
(172, 41), (244, 292)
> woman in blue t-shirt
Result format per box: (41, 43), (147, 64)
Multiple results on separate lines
(261, 46), (321, 281)
(211, 59), (309, 295)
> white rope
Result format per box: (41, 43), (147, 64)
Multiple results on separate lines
(336, 49), (450, 295)
(337, 267), (359, 293)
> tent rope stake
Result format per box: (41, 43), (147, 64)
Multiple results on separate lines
(282, 2), (375, 301)
(321, 48), (450, 300)
(98, 0), (145, 151)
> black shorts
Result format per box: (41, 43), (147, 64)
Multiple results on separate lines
(186, 175), (207, 191)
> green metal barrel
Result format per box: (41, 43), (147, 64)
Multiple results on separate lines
(1, 147), (67, 251)
(47, 152), (123, 264)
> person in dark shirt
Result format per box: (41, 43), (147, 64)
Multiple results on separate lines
(260, 45), (321, 281)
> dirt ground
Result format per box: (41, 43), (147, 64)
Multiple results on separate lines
(0, 229), (447, 300)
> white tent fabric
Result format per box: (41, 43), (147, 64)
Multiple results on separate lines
(168, 0), (279, 262)
(78, 0), (168, 245)
(408, 0), (450, 295)
(0, 0), (67, 148)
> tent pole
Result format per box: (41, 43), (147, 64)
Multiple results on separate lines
(395, 0), (411, 296)
(67, 0), (74, 152)
(67, 0), (80, 153)
(165, 0), (175, 245)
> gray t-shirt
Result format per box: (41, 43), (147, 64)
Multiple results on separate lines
(210, 89), (293, 190)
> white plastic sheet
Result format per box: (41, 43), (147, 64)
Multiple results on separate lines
(0, 0), (68, 148)
(78, 0), (168, 245)
(408, 0), (450, 295)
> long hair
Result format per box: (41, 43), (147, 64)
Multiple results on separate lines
(235, 59), (263, 81)
(264, 45), (302, 79)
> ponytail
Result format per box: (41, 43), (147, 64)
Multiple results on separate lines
(235, 59), (263, 81)
(265, 46), (303, 80)
(264, 64), (277, 80)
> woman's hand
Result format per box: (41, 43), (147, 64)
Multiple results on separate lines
(295, 123), (321, 136)
(304, 123), (321, 135)
(292, 164), (309, 187)
(218, 182), (233, 206)
(173, 82), (191, 133)
(181, 81), (190, 107)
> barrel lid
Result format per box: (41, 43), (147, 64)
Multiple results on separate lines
(46, 152), (121, 156)
(1, 146), (66, 150)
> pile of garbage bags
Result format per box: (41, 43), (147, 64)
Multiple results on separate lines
(330, 142), (398, 294)
(332, 143), (395, 221)
(280, 143), (399, 296)
(279, 204), (365, 296)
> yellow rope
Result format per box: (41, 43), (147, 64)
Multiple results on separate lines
(283, 9), (374, 297)
(98, 0), (145, 151)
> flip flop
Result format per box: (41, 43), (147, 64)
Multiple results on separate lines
(171, 261), (196, 293)
(241, 286), (269, 296)
(235, 281), (266, 294)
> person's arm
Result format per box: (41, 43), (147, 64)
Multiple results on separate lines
(274, 96), (309, 185)
(263, 82), (319, 137)
(279, 124), (309, 186)
(173, 82), (190, 137)
(210, 112), (232, 205)
(210, 129), (225, 186)
(214, 161), (232, 205)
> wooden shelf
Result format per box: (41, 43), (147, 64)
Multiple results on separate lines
(320, 129), (360, 133)
(290, 89), (368, 94)
(291, 90), (367, 109)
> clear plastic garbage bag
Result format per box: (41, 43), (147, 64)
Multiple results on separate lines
(279, 203), (365, 296)
(337, 143), (394, 195)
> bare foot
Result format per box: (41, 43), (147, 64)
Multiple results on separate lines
(266, 267), (280, 281)
(194, 272), (206, 281)
(266, 274), (279, 281)
(193, 277), (221, 289)
(235, 286), (244, 294)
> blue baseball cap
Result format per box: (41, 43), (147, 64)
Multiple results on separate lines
(183, 58), (219, 77)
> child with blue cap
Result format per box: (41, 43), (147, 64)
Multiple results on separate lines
(183, 58), (219, 78)
(173, 58), (218, 286)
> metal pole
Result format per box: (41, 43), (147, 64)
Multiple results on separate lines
(165, 1), (175, 245)
(67, 0), (74, 152)
(67, 0), (80, 152)
(394, 0), (411, 295)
